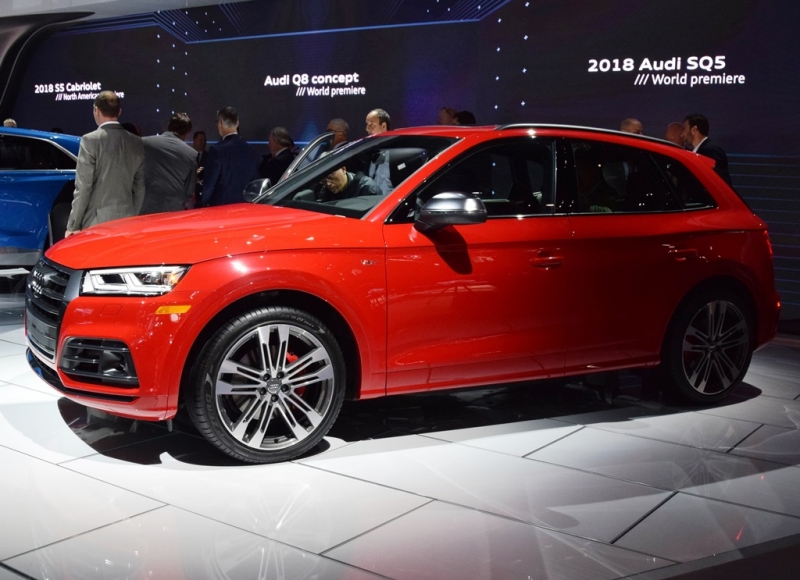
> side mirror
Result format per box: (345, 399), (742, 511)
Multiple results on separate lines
(243, 178), (272, 202)
(414, 192), (487, 233)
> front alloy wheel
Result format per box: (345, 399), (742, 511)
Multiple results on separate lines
(188, 307), (345, 463)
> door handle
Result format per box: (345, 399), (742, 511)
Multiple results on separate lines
(668, 247), (698, 261)
(530, 251), (563, 269)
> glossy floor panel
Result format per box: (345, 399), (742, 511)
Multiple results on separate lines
(1, 291), (799, 578)
(326, 501), (669, 580)
(729, 424), (800, 465)
(424, 417), (582, 456)
(0, 326), (26, 346)
(0, 566), (26, 580)
(0, 340), (25, 358)
(744, 364), (800, 400)
(529, 425), (800, 517)
(696, 393), (800, 430)
(564, 410), (761, 452)
(0, 446), (163, 560)
(305, 438), (672, 543)
(615, 492), (800, 562)
(0, 353), (59, 395)
(0, 386), (173, 464)
(64, 443), (430, 553)
(6, 506), (385, 580)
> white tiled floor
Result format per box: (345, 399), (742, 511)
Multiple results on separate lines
(1, 284), (800, 578)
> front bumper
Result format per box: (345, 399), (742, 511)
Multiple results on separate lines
(25, 259), (203, 420)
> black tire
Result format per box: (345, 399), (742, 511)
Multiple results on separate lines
(186, 306), (346, 463)
(660, 290), (753, 404)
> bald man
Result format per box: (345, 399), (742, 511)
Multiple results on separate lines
(620, 118), (643, 135)
(664, 122), (684, 146)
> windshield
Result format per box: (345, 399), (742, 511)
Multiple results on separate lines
(254, 134), (457, 218)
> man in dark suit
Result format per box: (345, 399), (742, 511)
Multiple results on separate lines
(201, 107), (260, 207)
(139, 112), (197, 214)
(66, 91), (145, 236)
(326, 118), (349, 151)
(682, 114), (732, 185)
(258, 126), (295, 185)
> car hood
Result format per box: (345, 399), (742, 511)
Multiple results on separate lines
(48, 204), (376, 269)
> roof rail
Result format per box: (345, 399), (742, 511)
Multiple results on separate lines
(494, 123), (682, 148)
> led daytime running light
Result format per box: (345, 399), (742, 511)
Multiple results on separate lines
(82, 266), (189, 296)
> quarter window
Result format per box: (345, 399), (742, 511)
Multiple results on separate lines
(651, 152), (717, 210)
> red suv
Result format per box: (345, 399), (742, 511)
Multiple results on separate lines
(25, 124), (780, 463)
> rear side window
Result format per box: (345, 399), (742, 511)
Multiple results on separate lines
(570, 140), (679, 213)
(0, 135), (76, 170)
(650, 152), (717, 210)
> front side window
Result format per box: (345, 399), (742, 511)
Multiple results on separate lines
(570, 140), (678, 213)
(0, 135), (76, 170)
(389, 138), (554, 223)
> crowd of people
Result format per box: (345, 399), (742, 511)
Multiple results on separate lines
(54, 95), (410, 236)
(6, 89), (731, 236)
(618, 115), (731, 184)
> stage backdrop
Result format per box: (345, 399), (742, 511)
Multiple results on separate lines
(9, 0), (800, 319)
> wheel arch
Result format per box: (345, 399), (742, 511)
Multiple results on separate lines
(661, 274), (758, 356)
(180, 289), (362, 404)
(45, 178), (75, 249)
(51, 178), (75, 207)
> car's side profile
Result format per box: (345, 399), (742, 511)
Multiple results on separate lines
(0, 127), (80, 267)
(25, 124), (780, 463)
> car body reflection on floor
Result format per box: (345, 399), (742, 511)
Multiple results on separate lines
(1, 280), (799, 579)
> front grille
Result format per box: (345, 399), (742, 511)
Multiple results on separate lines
(26, 258), (73, 361)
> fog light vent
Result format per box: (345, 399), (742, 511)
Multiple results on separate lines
(60, 338), (138, 388)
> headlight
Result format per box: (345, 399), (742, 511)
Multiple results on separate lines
(81, 266), (189, 296)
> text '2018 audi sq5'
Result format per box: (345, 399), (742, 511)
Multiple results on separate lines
(25, 124), (780, 463)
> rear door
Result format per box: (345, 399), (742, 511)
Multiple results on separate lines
(561, 138), (719, 372)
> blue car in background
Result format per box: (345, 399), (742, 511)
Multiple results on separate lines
(0, 127), (80, 268)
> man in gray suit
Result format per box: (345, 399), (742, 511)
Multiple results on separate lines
(139, 112), (197, 214)
(66, 91), (145, 237)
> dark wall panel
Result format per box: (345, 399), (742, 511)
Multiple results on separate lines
(5, 0), (800, 319)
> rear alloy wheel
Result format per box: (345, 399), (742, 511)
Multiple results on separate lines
(662, 291), (753, 404)
(187, 307), (345, 463)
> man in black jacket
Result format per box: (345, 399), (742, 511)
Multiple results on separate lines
(259, 127), (295, 185)
(682, 114), (732, 185)
(318, 166), (382, 202)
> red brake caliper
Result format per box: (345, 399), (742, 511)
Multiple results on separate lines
(286, 352), (305, 395)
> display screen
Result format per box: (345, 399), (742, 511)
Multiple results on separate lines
(11, 0), (800, 155)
